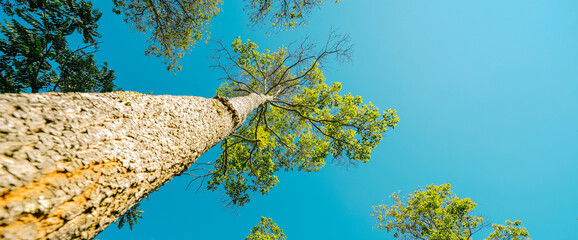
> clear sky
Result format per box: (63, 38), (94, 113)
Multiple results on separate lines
(93, 0), (578, 239)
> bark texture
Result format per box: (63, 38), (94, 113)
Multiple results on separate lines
(0, 92), (266, 240)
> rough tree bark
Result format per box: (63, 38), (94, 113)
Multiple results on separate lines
(0, 91), (271, 240)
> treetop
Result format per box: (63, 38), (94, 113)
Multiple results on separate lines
(192, 34), (399, 206)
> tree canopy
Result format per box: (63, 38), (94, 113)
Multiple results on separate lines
(112, 0), (222, 71)
(187, 33), (399, 206)
(485, 220), (532, 240)
(113, 0), (342, 71)
(0, 0), (115, 93)
(245, 217), (287, 240)
(247, 0), (342, 29)
(371, 184), (531, 240)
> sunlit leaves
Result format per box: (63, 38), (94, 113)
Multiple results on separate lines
(114, 0), (342, 71)
(112, 0), (222, 72)
(372, 184), (531, 240)
(206, 36), (398, 205)
(372, 184), (485, 240)
(485, 220), (531, 240)
(247, 0), (342, 30)
(245, 217), (287, 240)
(207, 125), (280, 205)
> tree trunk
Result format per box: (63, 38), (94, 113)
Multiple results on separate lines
(0, 91), (270, 240)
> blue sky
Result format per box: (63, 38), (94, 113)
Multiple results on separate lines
(91, 0), (578, 239)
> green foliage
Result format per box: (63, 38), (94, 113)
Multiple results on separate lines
(116, 203), (144, 231)
(113, 0), (342, 71)
(0, 0), (115, 93)
(372, 184), (530, 240)
(247, 0), (341, 29)
(485, 220), (531, 240)
(246, 217), (287, 240)
(112, 0), (222, 72)
(203, 35), (399, 206)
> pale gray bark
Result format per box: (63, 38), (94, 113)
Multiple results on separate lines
(229, 93), (274, 125)
(0, 91), (269, 240)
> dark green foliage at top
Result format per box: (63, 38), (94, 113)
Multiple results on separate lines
(0, 0), (115, 93)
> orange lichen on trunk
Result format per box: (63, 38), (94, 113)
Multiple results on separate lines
(0, 160), (123, 239)
(1, 92), (244, 239)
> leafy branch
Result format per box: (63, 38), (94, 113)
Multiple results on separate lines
(197, 32), (399, 206)
(0, 0), (116, 93)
